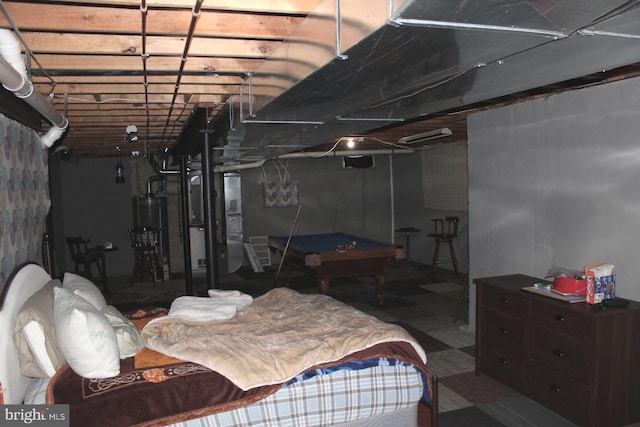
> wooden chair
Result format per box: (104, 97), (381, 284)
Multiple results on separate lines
(129, 226), (161, 286)
(427, 216), (459, 278)
(65, 237), (107, 289)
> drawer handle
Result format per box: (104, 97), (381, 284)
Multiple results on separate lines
(550, 384), (561, 393)
(500, 297), (509, 304)
(498, 358), (508, 365)
(499, 328), (509, 335)
(554, 314), (565, 322)
(553, 349), (566, 358)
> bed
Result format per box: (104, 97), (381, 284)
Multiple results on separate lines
(1, 262), (438, 426)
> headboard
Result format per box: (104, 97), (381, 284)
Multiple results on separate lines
(0, 262), (51, 404)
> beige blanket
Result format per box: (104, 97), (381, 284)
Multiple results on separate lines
(141, 287), (426, 391)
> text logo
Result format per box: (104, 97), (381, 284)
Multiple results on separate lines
(2, 405), (69, 426)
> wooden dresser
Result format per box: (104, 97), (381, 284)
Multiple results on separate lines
(475, 274), (640, 427)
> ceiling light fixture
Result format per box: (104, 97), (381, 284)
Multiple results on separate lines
(397, 128), (452, 145)
(125, 124), (138, 143)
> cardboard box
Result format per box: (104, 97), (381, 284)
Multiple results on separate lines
(584, 262), (615, 304)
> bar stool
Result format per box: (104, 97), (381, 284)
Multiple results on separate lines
(428, 216), (459, 278)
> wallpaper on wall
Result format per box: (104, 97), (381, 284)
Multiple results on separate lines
(0, 113), (50, 293)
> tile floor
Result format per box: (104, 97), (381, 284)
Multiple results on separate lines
(109, 262), (580, 427)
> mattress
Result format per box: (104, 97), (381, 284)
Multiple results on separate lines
(27, 358), (425, 426)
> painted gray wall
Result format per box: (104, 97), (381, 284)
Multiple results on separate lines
(50, 133), (471, 284)
(392, 150), (469, 273)
(239, 154), (469, 274)
(51, 155), (187, 278)
(468, 75), (640, 332)
(240, 157), (395, 243)
(51, 157), (134, 276)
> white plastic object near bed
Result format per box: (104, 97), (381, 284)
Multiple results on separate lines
(0, 262), (52, 404)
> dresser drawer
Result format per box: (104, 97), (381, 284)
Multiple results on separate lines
(480, 309), (527, 350)
(531, 326), (591, 383)
(479, 285), (531, 318)
(525, 360), (589, 426)
(478, 345), (526, 387)
(532, 300), (593, 341)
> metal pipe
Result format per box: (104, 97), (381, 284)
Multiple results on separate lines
(389, 154), (395, 244)
(140, 0), (151, 137)
(0, 29), (68, 147)
(390, 18), (567, 39)
(179, 155), (194, 295)
(202, 131), (219, 289)
(161, 0), (204, 144)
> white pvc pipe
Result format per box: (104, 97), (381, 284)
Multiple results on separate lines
(212, 149), (414, 172)
(40, 124), (68, 148)
(0, 29), (68, 147)
(276, 148), (414, 159)
(0, 29), (27, 89)
(214, 159), (266, 172)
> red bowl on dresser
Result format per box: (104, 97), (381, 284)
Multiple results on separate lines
(553, 277), (588, 295)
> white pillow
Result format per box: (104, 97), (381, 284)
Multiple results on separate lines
(62, 272), (107, 310)
(101, 306), (145, 358)
(53, 287), (119, 378)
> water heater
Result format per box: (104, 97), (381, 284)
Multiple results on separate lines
(132, 195), (170, 262)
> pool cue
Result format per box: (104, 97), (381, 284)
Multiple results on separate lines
(273, 204), (302, 287)
(332, 203), (338, 233)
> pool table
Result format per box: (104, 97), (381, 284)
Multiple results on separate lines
(268, 232), (404, 304)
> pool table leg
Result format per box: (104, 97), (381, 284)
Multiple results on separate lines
(318, 278), (330, 296)
(374, 274), (385, 305)
(317, 276), (385, 305)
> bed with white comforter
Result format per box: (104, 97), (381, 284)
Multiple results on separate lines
(1, 262), (438, 427)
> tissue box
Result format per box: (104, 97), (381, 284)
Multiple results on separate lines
(584, 262), (615, 304)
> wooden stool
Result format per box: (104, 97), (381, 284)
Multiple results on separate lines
(427, 216), (459, 278)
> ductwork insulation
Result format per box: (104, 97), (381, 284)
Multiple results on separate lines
(0, 29), (68, 147)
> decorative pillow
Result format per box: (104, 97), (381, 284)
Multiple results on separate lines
(13, 279), (66, 378)
(62, 272), (107, 310)
(101, 306), (145, 358)
(53, 287), (119, 378)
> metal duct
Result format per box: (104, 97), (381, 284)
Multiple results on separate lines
(215, 0), (640, 158)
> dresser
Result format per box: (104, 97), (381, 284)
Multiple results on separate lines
(475, 274), (640, 427)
